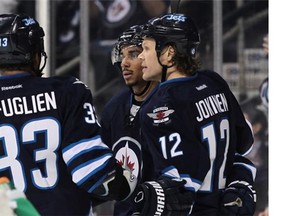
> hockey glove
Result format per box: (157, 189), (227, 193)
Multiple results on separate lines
(220, 180), (256, 216)
(91, 164), (137, 201)
(133, 177), (194, 216)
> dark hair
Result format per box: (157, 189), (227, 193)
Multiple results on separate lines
(171, 43), (201, 75)
(166, 43), (201, 76)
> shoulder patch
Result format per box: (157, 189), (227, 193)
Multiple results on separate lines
(147, 106), (174, 125)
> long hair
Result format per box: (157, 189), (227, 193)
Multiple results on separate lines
(171, 43), (201, 76)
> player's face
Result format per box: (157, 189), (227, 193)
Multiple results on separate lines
(138, 38), (163, 82)
(120, 45), (144, 87)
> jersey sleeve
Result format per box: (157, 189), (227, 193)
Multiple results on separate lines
(59, 77), (117, 193)
(226, 154), (257, 187)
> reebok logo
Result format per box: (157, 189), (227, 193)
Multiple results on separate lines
(1, 84), (23, 91)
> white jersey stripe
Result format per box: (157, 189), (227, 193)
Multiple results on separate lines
(72, 154), (113, 184)
(62, 135), (109, 164)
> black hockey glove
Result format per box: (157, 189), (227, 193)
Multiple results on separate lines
(91, 164), (137, 201)
(220, 181), (256, 216)
(132, 177), (194, 216)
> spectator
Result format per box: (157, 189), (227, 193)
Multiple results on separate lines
(259, 34), (269, 110)
(55, 0), (101, 77)
(241, 100), (268, 215)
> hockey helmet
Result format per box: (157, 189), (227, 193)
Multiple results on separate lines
(111, 25), (143, 66)
(0, 14), (46, 74)
(141, 13), (200, 57)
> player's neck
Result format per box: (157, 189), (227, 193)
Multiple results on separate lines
(166, 68), (186, 80)
(0, 70), (30, 76)
(134, 81), (158, 102)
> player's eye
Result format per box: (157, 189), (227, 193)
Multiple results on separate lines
(121, 51), (140, 61)
(128, 51), (140, 59)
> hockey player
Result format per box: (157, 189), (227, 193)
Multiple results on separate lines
(101, 25), (159, 215)
(137, 13), (257, 215)
(102, 25), (195, 215)
(0, 14), (193, 215)
(0, 13), (136, 215)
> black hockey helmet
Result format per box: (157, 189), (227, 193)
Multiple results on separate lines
(141, 13), (200, 58)
(0, 14), (47, 75)
(111, 25), (143, 66)
(111, 25), (152, 97)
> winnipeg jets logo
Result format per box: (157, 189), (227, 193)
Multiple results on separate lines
(117, 142), (135, 173)
(106, 0), (131, 23)
(22, 18), (36, 26)
(112, 137), (141, 180)
(165, 14), (186, 22)
(147, 106), (174, 125)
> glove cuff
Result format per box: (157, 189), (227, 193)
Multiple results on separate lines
(134, 181), (166, 215)
(228, 180), (249, 187)
(227, 180), (256, 203)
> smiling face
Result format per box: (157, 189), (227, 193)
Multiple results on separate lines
(138, 38), (163, 82)
(120, 45), (147, 88)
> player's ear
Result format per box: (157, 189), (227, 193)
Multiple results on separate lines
(167, 45), (175, 57)
(160, 45), (175, 65)
(167, 45), (176, 66)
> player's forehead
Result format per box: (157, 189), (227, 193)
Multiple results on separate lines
(141, 37), (156, 48)
(120, 45), (142, 54)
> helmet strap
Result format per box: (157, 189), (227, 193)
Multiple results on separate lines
(156, 49), (174, 82)
(35, 51), (47, 76)
(40, 51), (47, 71)
(161, 65), (167, 82)
(130, 81), (151, 96)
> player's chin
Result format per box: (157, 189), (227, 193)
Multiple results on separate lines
(125, 80), (135, 87)
(142, 67), (147, 74)
(142, 72), (151, 82)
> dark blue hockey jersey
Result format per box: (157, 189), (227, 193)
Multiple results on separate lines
(139, 70), (256, 214)
(0, 74), (117, 215)
(101, 88), (155, 215)
(101, 88), (155, 182)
